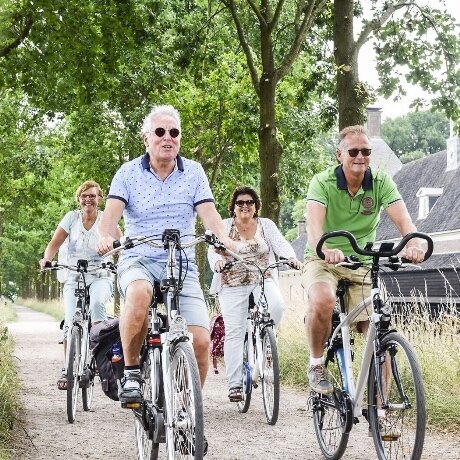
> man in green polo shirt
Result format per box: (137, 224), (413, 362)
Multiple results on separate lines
(302, 125), (425, 396)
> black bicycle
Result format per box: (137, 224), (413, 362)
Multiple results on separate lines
(43, 259), (116, 423)
(309, 231), (433, 460)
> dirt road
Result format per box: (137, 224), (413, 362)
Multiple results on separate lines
(7, 305), (460, 459)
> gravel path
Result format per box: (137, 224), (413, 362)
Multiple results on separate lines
(7, 305), (460, 459)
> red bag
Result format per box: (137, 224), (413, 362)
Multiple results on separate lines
(209, 313), (225, 374)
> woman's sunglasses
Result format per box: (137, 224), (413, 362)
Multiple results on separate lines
(153, 127), (180, 138)
(235, 200), (255, 207)
(347, 148), (371, 157)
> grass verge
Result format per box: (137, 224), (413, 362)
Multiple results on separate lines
(0, 302), (20, 459)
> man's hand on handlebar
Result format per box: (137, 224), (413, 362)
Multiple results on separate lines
(401, 243), (425, 264)
(322, 248), (345, 265)
(287, 257), (302, 270)
(96, 236), (116, 255)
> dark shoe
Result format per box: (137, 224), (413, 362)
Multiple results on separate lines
(308, 364), (333, 395)
(228, 387), (243, 402)
(57, 369), (67, 390)
(119, 373), (143, 408)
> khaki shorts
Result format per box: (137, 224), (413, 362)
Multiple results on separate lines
(301, 257), (373, 325)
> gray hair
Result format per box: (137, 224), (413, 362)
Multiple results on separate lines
(140, 105), (181, 136)
(337, 125), (369, 150)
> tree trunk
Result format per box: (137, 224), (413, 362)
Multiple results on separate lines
(334, 0), (367, 129)
(259, 27), (282, 224)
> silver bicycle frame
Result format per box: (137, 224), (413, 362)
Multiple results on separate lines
(328, 286), (380, 418)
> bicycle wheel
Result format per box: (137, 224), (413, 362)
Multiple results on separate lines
(81, 334), (94, 411)
(165, 341), (204, 459)
(312, 347), (351, 459)
(261, 326), (279, 425)
(67, 325), (81, 423)
(134, 348), (161, 460)
(236, 332), (252, 413)
(368, 332), (426, 460)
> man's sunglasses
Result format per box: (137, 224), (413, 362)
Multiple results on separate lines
(153, 127), (180, 138)
(347, 148), (372, 157)
(235, 200), (255, 207)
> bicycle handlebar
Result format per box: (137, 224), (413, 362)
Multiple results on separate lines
(105, 230), (232, 258)
(315, 230), (433, 262)
(220, 257), (299, 274)
(42, 260), (116, 274)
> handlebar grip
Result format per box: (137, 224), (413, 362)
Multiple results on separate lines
(44, 261), (53, 268)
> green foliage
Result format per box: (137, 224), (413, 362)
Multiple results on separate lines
(381, 110), (450, 158)
(373, 2), (460, 123)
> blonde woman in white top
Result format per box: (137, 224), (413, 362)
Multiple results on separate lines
(40, 180), (122, 390)
(208, 186), (301, 402)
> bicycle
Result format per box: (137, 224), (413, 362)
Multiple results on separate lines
(220, 257), (297, 425)
(43, 259), (116, 423)
(104, 229), (226, 460)
(308, 230), (433, 460)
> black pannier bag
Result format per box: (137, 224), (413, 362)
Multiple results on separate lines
(89, 317), (124, 401)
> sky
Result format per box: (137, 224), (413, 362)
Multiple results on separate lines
(357, 0), (460, 120)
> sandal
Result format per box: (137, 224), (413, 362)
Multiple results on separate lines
(57, 369), (67, 390)
(228, 387), (243, 402)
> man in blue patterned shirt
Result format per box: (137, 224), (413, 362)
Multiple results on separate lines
(97, 105), (233, 412)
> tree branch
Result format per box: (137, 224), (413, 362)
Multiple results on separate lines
(277, 0), (328, 81)
(222, 0), (260, 95)
(355, 1), (415, 53)
(0, 13), (34, 58)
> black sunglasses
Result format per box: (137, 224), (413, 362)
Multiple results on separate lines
(154, 127), (180, 138)
(347, 148), (371, 157)
(235, 199), (255, 207)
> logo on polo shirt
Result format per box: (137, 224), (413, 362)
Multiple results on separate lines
(361, 196), (374, 215)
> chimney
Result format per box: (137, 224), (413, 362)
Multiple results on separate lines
(366, 107), (383, 138)
(297, 219), (307, 237)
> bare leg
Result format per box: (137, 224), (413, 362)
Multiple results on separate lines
(188, 325), (210, 387)
(305, 282), (336, 357)
(120, 280), (152, 366)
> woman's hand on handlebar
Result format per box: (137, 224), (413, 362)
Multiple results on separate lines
(96, 236), (116, 255)
(39, 258), (51, 270)
(322, 247), (345, 265)
(214, 260), (226, 273)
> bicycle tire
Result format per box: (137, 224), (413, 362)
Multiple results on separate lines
(135, 348), (161, 460)
(261, 326), (280, 425)
(312, 347), (351, 459)
(237, 332), (252, 413)
(81, 335), (94, 411)
(165, 341), (204, 459)
(368, 332), (426, 460)
(67, 325), (81, 423)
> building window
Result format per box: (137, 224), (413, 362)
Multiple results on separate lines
(416, 188), (443, 219)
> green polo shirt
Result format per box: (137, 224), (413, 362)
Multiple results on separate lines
(305, 165), (401, 260)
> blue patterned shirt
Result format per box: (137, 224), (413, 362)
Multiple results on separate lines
(107, 153), (214, 265)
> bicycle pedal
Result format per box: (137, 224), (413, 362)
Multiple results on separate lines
(381, 434), (400, 442)
(121, 401), (142, 409)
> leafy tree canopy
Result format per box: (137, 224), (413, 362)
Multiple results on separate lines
(381, 110), (450, 158)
